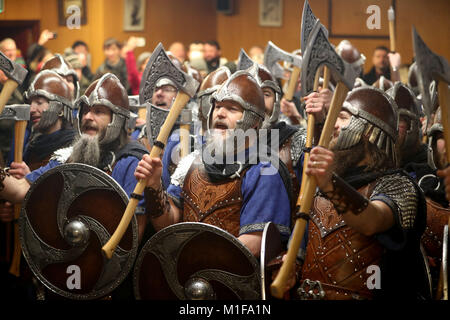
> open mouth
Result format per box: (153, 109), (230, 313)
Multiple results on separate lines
(214, 123), (228, 131)
(31, 116), (40, 123)
(155, 102), (167, 108)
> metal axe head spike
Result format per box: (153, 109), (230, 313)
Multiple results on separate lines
(139, 43), (199, 104)
(301, 20), (357, 98)
(301, 0), (329, 51)
(237, 48), (255, 71)
(412, 26), (450, 118)
(0, 104), (30, 121)
(264, 41), (302, 80)
(0, 51), (28, 85)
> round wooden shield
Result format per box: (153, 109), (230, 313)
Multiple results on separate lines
(19, 163), (138, 300)
(133, 222), (261, 300)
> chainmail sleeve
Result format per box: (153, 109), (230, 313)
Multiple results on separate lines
(369, 173), (418, 230)
(290, 127), (307, 167)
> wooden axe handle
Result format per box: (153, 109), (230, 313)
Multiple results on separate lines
(179, 124), (190, 159)
(271, 82), (349, 298)
(102, 92), (191, 259)
(297, 70), (322, 204)
(389, 20), (396, 52)
(0, 79), (19, 114)
(284, 66), (301, 101)
(8, 119), (27, 277)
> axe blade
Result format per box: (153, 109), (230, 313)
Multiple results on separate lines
(0, 104), (30, 121)
(264, 41), (302, 80)
(0, 51), (28, 85)
(301, 20), (357, 98)
(301, 0), (329, 51)
(237, 49), (255, 71)
(412, 26), (450, 118)
(139, 43), (199, 104)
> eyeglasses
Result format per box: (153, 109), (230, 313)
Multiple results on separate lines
(155, 85), (177, 93)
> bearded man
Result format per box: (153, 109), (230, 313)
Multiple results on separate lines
(296, 86), (429, 300)
(0, 73), (148, 239)
(135, 71), (292, 257)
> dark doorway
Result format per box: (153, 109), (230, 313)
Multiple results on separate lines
(0, 20), (40, 62)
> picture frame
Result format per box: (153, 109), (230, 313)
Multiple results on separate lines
(259, 0), (283, 27)
(58, 0), (87, 26)
(123, 0), (146, 32)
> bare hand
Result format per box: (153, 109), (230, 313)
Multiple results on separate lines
(9, 162), (31, 179)
(304, 88), (332, 123)
(388, 52), (401, 69)
(0, 201), (14, 223)
(134, 154), (163, 189)
(305, 146), (334, 191)
(280, 98), (301, 119)
(38, 29), (54, 46)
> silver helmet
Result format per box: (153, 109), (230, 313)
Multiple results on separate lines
(25, 69), (74, 132)
(247, 63), (281, 128)
(74, 73), (131, 145)
(208, 70), (265, 132)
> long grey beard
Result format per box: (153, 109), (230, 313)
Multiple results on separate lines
(34, 110), (60, 133)
(70, 134), (101, 167)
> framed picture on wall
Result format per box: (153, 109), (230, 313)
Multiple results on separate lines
(58, 0), (87, 26)
(259, 0), (283, 27)
(123, 0), (146, 31)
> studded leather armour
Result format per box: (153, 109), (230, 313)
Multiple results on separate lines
(421, 197), (450, 265)
(181, 159), (246, 237)
(300, 183), (384, 300)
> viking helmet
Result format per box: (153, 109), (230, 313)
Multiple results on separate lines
(41, 54), (80, 100)
(247, 63), (281, 128)
(335, 86), (399, 166)
(197, 66), (231, 130)
(25, 69), (74, 132)
(208, 70), (265, 131)
(74, 73), (130, 145)
(335, 40), (366, 77)
(387, 82), (423, 153)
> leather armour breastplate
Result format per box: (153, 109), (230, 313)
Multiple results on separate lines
(181, 160), (245, 237)
(421, 197), (450, 262)
(301, 184), (384, 300)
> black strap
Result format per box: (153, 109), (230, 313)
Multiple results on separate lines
(153, 140), (165, 150)
(130, 192), (144, 201)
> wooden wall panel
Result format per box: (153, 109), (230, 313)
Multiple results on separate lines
(1, 0), (448, 77)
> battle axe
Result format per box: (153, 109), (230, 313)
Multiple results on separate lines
(264, 41), (302, 101)
(0, 104), (30, 276)
(271, 20), (358, 299)
(0, 52), (28, 114)
(413, 27), (450, 300)
(237, 48), (255, 71)
(298, 0), (331, 208)
(102, 43), (199, 259)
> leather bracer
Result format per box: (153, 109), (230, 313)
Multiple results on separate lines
(144, 183), (170, 218)
(321, 173), (369, 215)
